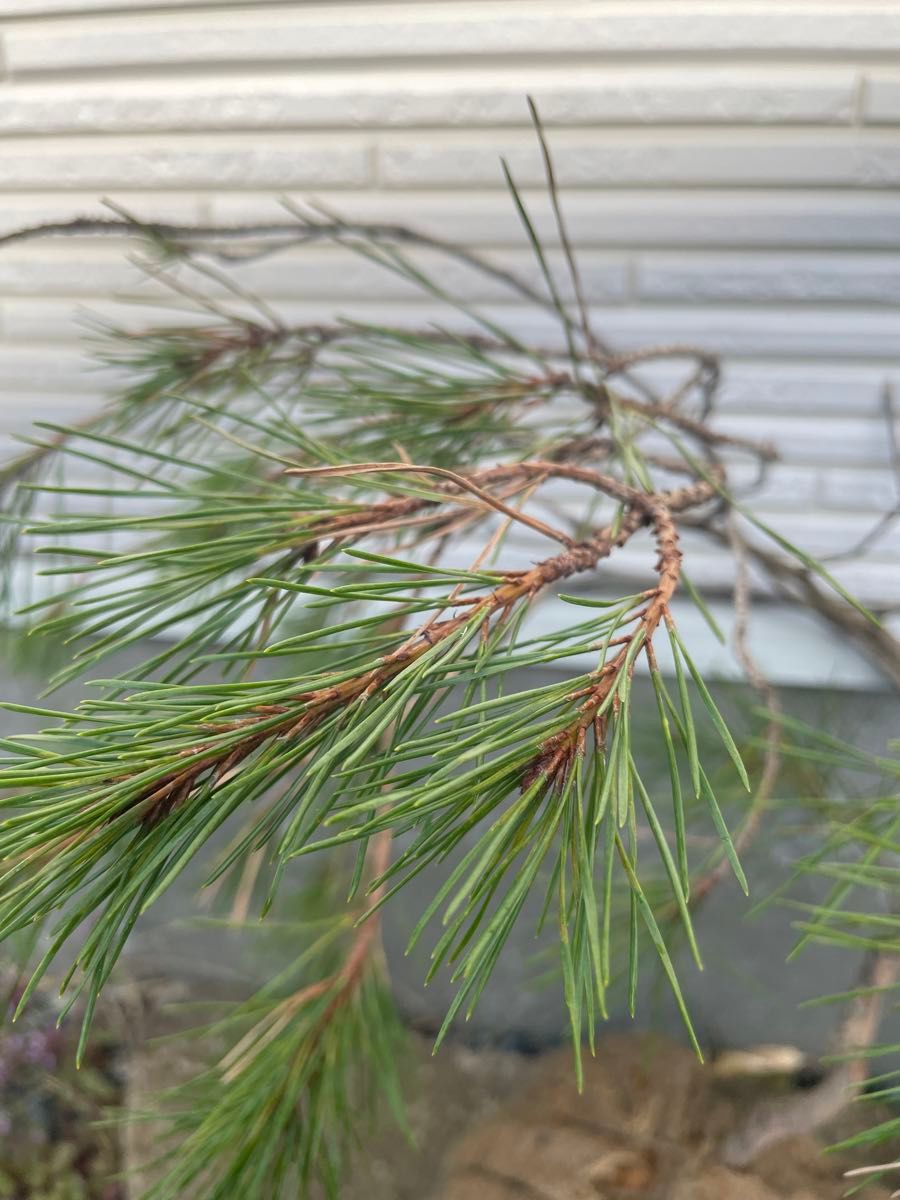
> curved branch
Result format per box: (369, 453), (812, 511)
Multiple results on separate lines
(0, 212), (556, 312)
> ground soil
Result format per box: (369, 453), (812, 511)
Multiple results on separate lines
(431, 1034), (894, 1200)
(124, 1022), (898, 1199)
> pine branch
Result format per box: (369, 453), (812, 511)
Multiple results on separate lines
(143, 841), (403, 1200)
(0, 108), (893, 1200)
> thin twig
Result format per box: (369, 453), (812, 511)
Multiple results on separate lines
(286, 460), (576, 548)
(722, 950), (899, 1167)
(689, 516), (782, 907)
(823, 382), (900, 563)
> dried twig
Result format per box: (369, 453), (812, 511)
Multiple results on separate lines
(823, 382), (900, 564)
(689, 515), (783, 908)
(722, 950), (899, 1167)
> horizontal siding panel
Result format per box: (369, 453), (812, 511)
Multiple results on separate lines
(0, 134), (371, 191)
(819, 559), (900, 607)
(714, 413), (891, 467)
(0, 299), (547, 343)
(637, 251), (900, 305)
(725, 461), (820, 508)
(863, 71), (900, 122)
(588, 306), (900, 359)
(0, 394), (104, 439)
(208, 189), (900, 249)
(742, 510), (900, 557)
(734, 462), (892, 524)
(3, 299), (227, 342)
(378, 130), (900, 189)
(7, 301), (900, 361)
(0, 244), (630, 303)
(641, 360), (892, 415)
(6, 4), (900, 74)
(0, 243), (149, 296)
(0, 69), (857, 134)
(0, 194), (207, 234)
(819, 466), (900, 511)
(0, 0), (204, 12)
(0, 345), (123, 394)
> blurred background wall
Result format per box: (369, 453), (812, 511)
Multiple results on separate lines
(0, 0), (898, 685)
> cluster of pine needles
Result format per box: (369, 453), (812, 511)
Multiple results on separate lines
(0, 110), (895, 1198)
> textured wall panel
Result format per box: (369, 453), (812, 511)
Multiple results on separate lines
(0, 70), (857, 133)
(6, 4), (900, 73)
